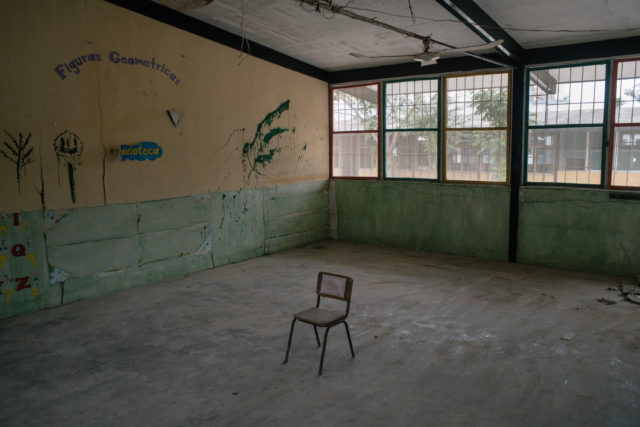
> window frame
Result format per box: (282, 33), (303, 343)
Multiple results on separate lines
(330, 82), (381, 179)
(382, 77), (442, 181)
(443, 70), (512, 185)
(607, 57), (640, 190)
(524, 60), (611, 188)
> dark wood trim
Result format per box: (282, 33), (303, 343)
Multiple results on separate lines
(508, 67), (525, 262)
(526, 36), (640, 66)
(435, 0), (524, 65)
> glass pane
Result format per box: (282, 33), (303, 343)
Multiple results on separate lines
(385, 131), (437, 179)
(445, 130), (507, 182)
(385, 79), (438, 130)
(332, 84), (378, 131)
(614, 60), (640, 124)
(527, 127), (603, 185)
(611, 126), (640, 187)
(332, 133), (378, 177)
(528, 64), (607, 126)
(446, 72), (509, 129)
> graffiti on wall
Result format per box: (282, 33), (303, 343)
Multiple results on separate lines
(242, 100), (291, 179)
(53, 130), (84, 204)
(120, 142), (163, 161)
(1, 131), (34, 192)
(53, 51), (181, 85)
(0, 213), (40, 305)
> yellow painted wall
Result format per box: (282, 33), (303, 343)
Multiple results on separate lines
(0, 0), (329, 212)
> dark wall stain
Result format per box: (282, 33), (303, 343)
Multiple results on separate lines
(242, 100), (290, 178)
(1, 131), (34, 192)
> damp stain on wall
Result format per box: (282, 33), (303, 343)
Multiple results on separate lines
(242, 100), (291, 179)
(1, 131), (34, 192)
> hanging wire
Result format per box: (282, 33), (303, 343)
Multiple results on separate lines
(408, 0), (416, 25)
(238, 0), (251, 65)
(297, 1), (637, 34)
(343, 4), (638, 34)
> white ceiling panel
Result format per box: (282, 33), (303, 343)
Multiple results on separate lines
(152, 0), (640, 71)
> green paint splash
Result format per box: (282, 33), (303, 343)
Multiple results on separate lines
(243, 100), (290, 178)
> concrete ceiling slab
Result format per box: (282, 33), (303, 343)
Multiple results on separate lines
(182, 0), (484, 71)
(153, 0), (640, 71)
(475, 0), (640, 49)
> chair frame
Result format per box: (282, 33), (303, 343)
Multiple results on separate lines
(282, 272), (355, 375)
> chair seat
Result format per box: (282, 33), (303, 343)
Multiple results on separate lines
(294, 307), (346, 326)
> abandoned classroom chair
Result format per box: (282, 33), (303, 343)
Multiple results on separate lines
(283, 272), (355, 375)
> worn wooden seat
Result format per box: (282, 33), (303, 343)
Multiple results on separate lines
(294, 307), (346, 327)
(283, 272), (355, 375)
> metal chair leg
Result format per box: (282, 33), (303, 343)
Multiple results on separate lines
(344, 321), (355, 358)
(313, 325), (321, 347)
(283, 318), (297, 364)
(318, 326), (331, 375)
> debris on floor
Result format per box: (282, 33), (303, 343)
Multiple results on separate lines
(490, 271), (525, 281)
(618, 283), (640, 305)
(561, 332), (576, 341)
(597, 297), (616, 305)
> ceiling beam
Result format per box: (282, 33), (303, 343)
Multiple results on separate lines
(434, 0), (524, 65)
(104, 0), (328, 81)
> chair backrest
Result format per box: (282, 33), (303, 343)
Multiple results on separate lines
(316, 272), (353, 302)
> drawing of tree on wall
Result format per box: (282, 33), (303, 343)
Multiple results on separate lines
(1, 131), (34, 192)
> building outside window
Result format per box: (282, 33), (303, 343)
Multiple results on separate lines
(609, 58), (640, 189)
(384, 78), (439, 179)
(444, 72), (510, 183)
(331, 83), (380, 178)
(526, 62), (608, 185)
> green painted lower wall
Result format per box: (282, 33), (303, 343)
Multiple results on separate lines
(0, 180), (328, 320)
(332, 180), (640, 277)
(264, 180), (329, 253)
(518, 188), (640, 276)
(0, 211), (57, 318)
(333, 180), (510, 260)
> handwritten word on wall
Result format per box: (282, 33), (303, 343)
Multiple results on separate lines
(53, 51), (181, 85)
(120, 142), (163, 161)
(0, 213), (39, 305)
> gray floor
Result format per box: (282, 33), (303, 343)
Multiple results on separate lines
(1, 241), (638, 426)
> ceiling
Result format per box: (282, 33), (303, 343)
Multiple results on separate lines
(152, 0), (640, 72)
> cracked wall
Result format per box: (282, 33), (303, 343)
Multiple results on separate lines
(1, 0), (328, 213)
(0, 0), (329, 319)
(333, 180), (510, 261)
(518, 188), (640, 276)
(1, 179), (328, 319)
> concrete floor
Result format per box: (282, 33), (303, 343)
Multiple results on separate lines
(1, 240), (638, 426)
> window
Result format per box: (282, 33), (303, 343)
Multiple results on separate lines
(526, 62), (608, 185)
(609, 58), (640, 189)
(331, 84), (380, 178)
(384, 79), (439, 179)
(444, 72), (510, 183)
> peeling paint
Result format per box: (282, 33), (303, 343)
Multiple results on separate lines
(49, 267), (73, 285)
(199, 229), (212, 252)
